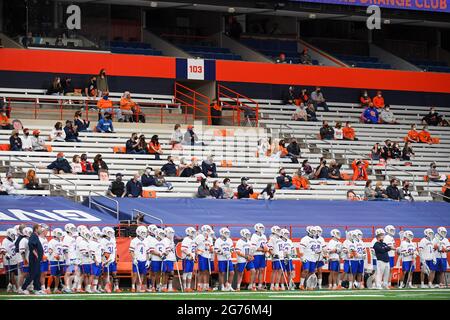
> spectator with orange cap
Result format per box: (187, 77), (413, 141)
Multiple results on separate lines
(47, 152), (72, 174)
(351, 159), (369, 181)
(182, 125), (203, 146)
(31, 130), (47, 151)
(372, 90), (385, 109)
(406, 124), (420, 143)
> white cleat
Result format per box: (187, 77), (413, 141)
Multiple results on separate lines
(20, 289), (30, 295)
(6, 284), (13, 293)
(35, 290), (47, 295)
(420, 284), (428, 289)
(407, 284), (417, 289)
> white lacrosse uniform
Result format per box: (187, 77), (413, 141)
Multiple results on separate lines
(235, 238), (253, 264)
(418, 237), (435, 262)
(18, 237), (29, 264)
(370, 238), (378, 267)
(268, 235), (285, 260)
(342, 239), (357, 261)
(300, 235), (320, 262)
(101, 237), (117, 263)
(316, 236), (326, 262)
(399, 241), (417, 262)
(149, 238), (166, 262)
(283, 238), (295, 260)
(89, 239), (103, 264)
(214, 237), (234, 261)
(39, 236), (49, 259)
(48, 238), (64, 262)
(355, 239), (366, 261)
(1, 237), (18, 266)
(195, 234), (213, 259)
(433, 236), (450, 260)
(62, 234), (77, 263)
(129, 237), (148, 262)
(78, 238), (92, 265)
(162, 237), (176, 262)
(326, 239), (342, 261)
(250, 233), (268, 256)
(181, 236), (196, 259)
(384, 234), (395, 267)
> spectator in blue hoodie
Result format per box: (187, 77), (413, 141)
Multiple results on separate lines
(361, 102), (379, 124)
(96, 112), (114, 133)
(201, 155), (218, 178)
(141, 167), (156, 187)
(64, 120), (81, 142)
(47, 152), (72, 174)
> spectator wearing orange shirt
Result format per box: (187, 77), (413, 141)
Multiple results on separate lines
(148, 135), (163, 160)
(419, 125), (436, 145)
(351, 159), (369, 181)
(406, 124), (419, 143)
(0, 111), (13, 130)
(360, 90), (371, 108)
(119, 91), (136, 122)
(372, 90), (385, 109)
(97, 92), (121, 121)
(342, 121), (358, 140)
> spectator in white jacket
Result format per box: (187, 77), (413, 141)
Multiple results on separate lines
(1, 173), (20, 194)
(71, 155), (83, 174)
(50, 121), (66, 142)
(21, 128), (33, 151)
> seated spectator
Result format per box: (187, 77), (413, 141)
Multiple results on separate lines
(406, 124), (419, 143)
(275, 52), (287, 64)
(80, 154), (95, 174)
(202, 155), (218, 178)
(314, 158), (329, 180)
(119, 91), (136, 122)
(125, 133), (143, 154)
(286, 138), (301, 164)
(257, 137), (271, 159)
(372, 90), (385, 109)
(361, 103), (379, 124)
(182, 125), (203, 146)
(70, 155), (82, 174)
(276, 168), (295, 190)
(260, 183), (275, 200)
(351, 159), (369, 181)
(210, 180), (224, 199)
(30, 130), (46, 152)
(422, 106), (444, 126)
(47, 152), (72, 174)
(107, 173), (126, 198)
(64, 120), (81, 142)
(9, 130), (22, 151)
(346, 190), (361, 201)
(131, 103), (146, 123)
(24, 169), (43, 190)
(299, 89), (309, 105)
(292, 169), (310, 190)
(197, 178), (211, 198)
(342, 122), (358, 141)
(0, 180), (8, 195)
(334, 122), (343, 140)
(237, 177), (254, 199)
(401, 142), (415, 161)
(50, 122), (66, 142)
(392, 142), (401, 159)
(399, 180), (414, 201)
(319, 120), (334, 140)
(85, 75), (97, 97)
(359, 90), (371, 108)
(386, 178), (400, 200)
(381, 140), (393, 161)
(47, 77), (63, 96)
(222, 178), (234, 199)
(148, 135), (163, 159)
(418, 125), (437, 145)
(1, 173), (20, 194)
(153, 169), (173, 190)
(134, 134), (148, 154)
(274, 139), (289, 160)
(93, 154), (108, 173)
(62, 78), (82, 98)
(96, 112), (114, 133)
(161, 156), (177, 177)
(170, 124), (183, 150)
(21, 128), (33, 151)
(125, 173), (143, 198)
(141, 167), (156, 187)
(364, 180), (376, 200)
(0, 111), (13, 130)
(380, 105), (398, 124)
(371, 142), (382, 160)
(299, 48), (313, 65)
(306, 103), (318, 121)
(443, 177), (450, 203)
(283, 86), (297, 105)
(427, 162), (445, 182)
(97, 92), (121, 120)
(301, 159), (315, 179)
(311, 87), (329, 112)
(179, 157), (204, 178)
(291, 103), (307, 121)
(178, 157), (191, 177)
(21, 31), (33, 48)
(55, 36), (64, 47)
(374, 181), (389, 199)
(73, 111), (90, 132)
(328, 160), (343, 180)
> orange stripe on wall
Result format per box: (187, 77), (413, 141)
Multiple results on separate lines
(216, 60), (450, 94)
(0, 48), (175, 78)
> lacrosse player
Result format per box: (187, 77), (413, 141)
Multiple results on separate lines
(195, 225), (215, 292)
(342, 230), (358, 290)
(281, 228), (296, 290)
(48, 228), (65, 293)
(354, 229), (366, 289)
(1, 228), (19, 292)
(251, 223), (268, 291)
(149, 228), (167, 292)
(181, 227), (197, 292)
(268, 226), (285, 291)
(327, 229), (342, 290)
(144, 225), (158, 291)
(314, 226), (326, 289)
(17, 227), (32, 293)
(101, 226), (120, 293)
(161, 227), (177, 292)
(62, 223), (78, 293)
(384, 225), (396, 288)
(299, 226), (320, 290)
(419, 228), (437, 288)
(78, 228), (93, 292)
(434, 227), (449, 288)
(89, 227), (104, 293)
(215, 227), (235, 291)
(129, 226), (149, 292)
(399, 230), (418, 288)
(39, 224), (50, 293)
(235, 228), (256, 291)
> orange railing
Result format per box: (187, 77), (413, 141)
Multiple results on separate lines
(217, 84), (259, 127)
(174, 82), (211, 125)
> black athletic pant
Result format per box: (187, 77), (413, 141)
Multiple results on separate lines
(22, 257), (41, 291)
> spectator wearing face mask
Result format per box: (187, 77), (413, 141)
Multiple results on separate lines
(392, 142), (401, 159)
(47, 77), (63, 96)
(64, 120), (81, 142)
(342, 122), (358, 141)
(21, 128), (33, 151)
(328, 160), (343, 180)
(29, 130), (46, 152)
(361, 103), (379, 124)
(182, 125), (203, 146)
(311, 87), (329, 112)
(153, 169), (173, 190)
(306, 103), (318, 121)
(371, 143), (382, 160)
(260, 183), (276, 200)
(70, 155), (83, 174)
(286, 139), (301, 164)
(141, 167), (156, 187)
(161, 156), (177, 177)
(334, 122), (343, 140)
(374, 181), (389, 199)
(299, 48), (313, 65)
(210, 180), (224, 199)
(197, 179), (211, 198)
(24, 169), (43, 190)
(120, 91), (137, 122)
(372, 91), (385, 109)
(80, 154), (95, 174)
(314, 157), (329, 180)
(351, 159), (369, 181)
(50, 122), (66, 142)
(360, 90), (371, 108)
(237, 177), (254, 199)
(292, 169), (310, 190)
(421, 106), (443, 126)
(364, 180), (376, 200)
(170, 124), (183, 150)
(125, 173), (143, 198)
(301, 159), (315, 179)
(73, 111), (90, 132)
(126, 133), (144, 154)
(386, 179), (401, 200)
(108, 173), (126, 198)
(47, 152), (72, 174)
(319, 120), (334, 140)
(93, 154), (108, 173)
(381, 140), (393, 161)
(399, 180), (414, 201)
(427, 162), (444, 182)
(276, 52), (288, 64)
(419, 125), (438, 145)
(9, 130), (22, 151)
(1, 173), (20, 194)
(222, 178), (234, 199)
(443, 178), (450, 203)
(84, 75), (97, 97)
(276, 168), (296, 190)
(283, 86), (298, 105)
(96, 112), (114, 133)
(148, 135), (163, 160)
(406, 124), (419, 143)
(97, 69), (109, 97)
(97, 92), (121, 121)
(380, 105), (398, 124)
(401, 142), (415, 161)
(202, 155), (218, 178)
(292, 103), (307, 121)
(0, 111), (13, 130)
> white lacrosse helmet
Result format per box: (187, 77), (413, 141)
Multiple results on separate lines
(14, 225), (22, 235)
(164, 227), (175, 238)
(240, 228), (251, 239)
(52, 228), (64, 239)
(281, 228), (290, 239)
(375, 228), (385, 237)
(102, 227), (115, 238)
(355, 229), (363, 240)
(77, 225), (87, 234)
(314, 226), (323, 236)
(351, 230), (359, 240)
(330, 229), (341, 239)
(64, 223), (76, 235)
(424, 228), (434, 239)
(147, 224), (158, 236)
(201, 225), (213, 235)
(271, 225), (281, 236)
(90, 226), (100, 234)
(81, 228), (92, 240)
(220, 227), (231, 238)
(6, 228), (16, 241)
(404, 230), (414, 241)
(437, 227), (447, 238)
(136, 226), (148, 238)
(306, 226), (314, 237)
(93, 229), (103, 239)
(185, 227), (196, 237)
(385, 225), (395, 236)
(23, 227), (33, 237)
(254, 223), (265, 234)
(156, 228), (166, 239)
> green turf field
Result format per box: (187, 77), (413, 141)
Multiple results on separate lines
(0, 289), (449, 300)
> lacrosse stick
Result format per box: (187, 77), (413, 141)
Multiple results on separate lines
(404, 258), (415, 288)
(159, 257), (165, 292)
(395, 230), (405, 288)
(279, 258), (289, 288)
(176, 258), (184, 292)
(134, 261), (142, 291)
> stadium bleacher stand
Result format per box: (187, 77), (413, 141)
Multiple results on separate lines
(334, 54), (392, 69)
(408, 59), (450, 73)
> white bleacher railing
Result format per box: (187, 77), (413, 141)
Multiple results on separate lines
(132, 209), (164, 225)
(88, 190), (120, 221)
